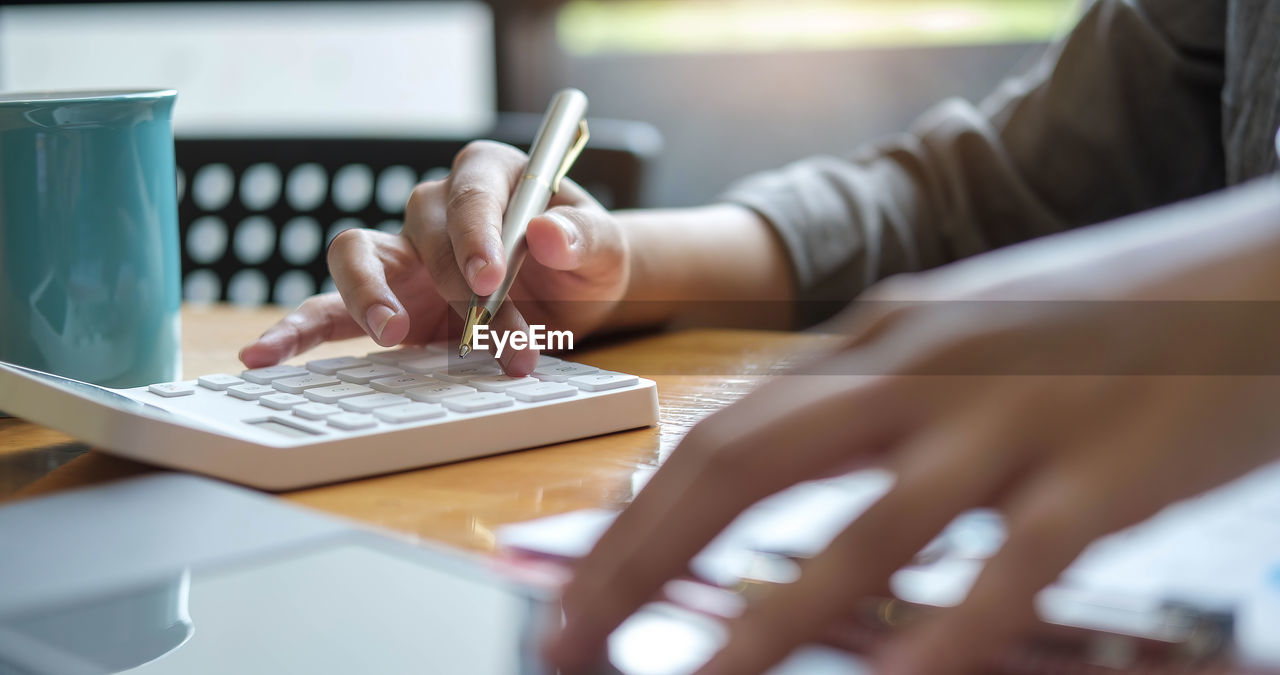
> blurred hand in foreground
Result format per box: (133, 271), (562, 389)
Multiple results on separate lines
(549, 180), (1280, 674)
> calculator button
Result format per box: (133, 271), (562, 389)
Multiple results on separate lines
(373, 402), (446, 424)
(404, 383), (479, 403)
(338, 393), (412, 413)
(148, 382), (195, 398)
(227, 382), (276, 400)
(399, 354), (451, 374)
(507, 381), (578, 402)
(306, 355), (371, 375)
(469, 374), (540, 392)
(272, 373), (341, 394)
(568, 371), (639, 391)
(442, 392), (515, 413)
(365, 347), (438, 364)
(336, 364), (405, 384)
(259, 392), (308, 410)
(241, 365), (308, 384)
(432, 363), (503, 383)
(303, 383), (376, 403)
(197, 373), (243, 391)
(369, 374), (437, 394)
(327, 412), (378, 430)
(293, 402), (343, 420)
(537, 355), (563, 367)
(532, 362), (599, 382)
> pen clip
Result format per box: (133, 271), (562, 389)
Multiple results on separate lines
(552, 120), (590, 194)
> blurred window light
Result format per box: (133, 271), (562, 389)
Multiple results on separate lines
(0, 2), (495, 138)
(558, 0), (1083, 56)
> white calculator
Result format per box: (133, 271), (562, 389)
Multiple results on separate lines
(0, 345), (658, 490)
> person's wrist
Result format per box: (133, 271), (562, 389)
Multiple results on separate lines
(606, 209), (679, 330)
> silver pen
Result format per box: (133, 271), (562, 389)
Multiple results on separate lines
(458, 88), (590, 357)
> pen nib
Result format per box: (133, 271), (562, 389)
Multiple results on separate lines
(457, 305), (492, 359)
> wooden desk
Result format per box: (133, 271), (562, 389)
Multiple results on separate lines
(0, 304), (832, 553)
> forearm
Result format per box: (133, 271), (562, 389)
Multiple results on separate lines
(608, 204), (796, 331)
(718, 0), (1226, 327)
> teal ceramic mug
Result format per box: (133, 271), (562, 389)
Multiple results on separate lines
(0, 89), (181, 387)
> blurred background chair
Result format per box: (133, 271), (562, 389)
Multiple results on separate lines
(0, 0), (1083, 307)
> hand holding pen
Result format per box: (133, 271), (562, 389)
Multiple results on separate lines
(459, 88), (591, 357)
(239, 89), (634, 376)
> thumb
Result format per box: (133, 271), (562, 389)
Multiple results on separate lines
(525, 205), (616, 273)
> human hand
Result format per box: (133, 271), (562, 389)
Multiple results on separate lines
(548, 181), (1280, 674)
(239, 141), (629, 375)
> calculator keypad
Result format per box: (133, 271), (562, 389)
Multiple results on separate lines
(155, 354), (645, 438)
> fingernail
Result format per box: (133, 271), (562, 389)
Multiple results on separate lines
(548, 213), (579, 248)
(465, 256), (488, 289)
(365, 304), (396, 341)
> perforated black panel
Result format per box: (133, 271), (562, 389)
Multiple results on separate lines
(175, 135), (651, 307)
